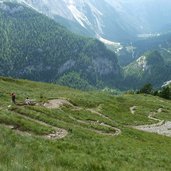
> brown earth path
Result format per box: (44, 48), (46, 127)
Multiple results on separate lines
(44, 99), (121, 137)
(133, 108), (171, 137)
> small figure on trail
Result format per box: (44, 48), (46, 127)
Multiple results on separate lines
(11, 93), (16, 104)
(25, 97), (31, 105)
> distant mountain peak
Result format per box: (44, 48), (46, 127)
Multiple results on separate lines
(2, 0), (171, 42)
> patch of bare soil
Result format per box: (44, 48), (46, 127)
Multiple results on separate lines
(44, 128), (68, 140)
(44, 99), (73, 109)
(130, 106), (137, 114)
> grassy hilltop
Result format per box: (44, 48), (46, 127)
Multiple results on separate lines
(0, 77), (171, 171)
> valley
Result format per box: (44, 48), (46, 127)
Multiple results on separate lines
(0, 1), (122, 90)
(1, 1), (171, 90)
(0, 1), (171, 170)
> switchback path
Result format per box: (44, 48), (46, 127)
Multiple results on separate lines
(1, 105), (68, 140)
(133, 108), (171, 137)
(1, 99), (121, 139)
(44, 99), (121, 137)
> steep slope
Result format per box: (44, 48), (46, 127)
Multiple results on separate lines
(0, 77), (171, 170)
(8, 0), (171, 42)
(117, 31), (171, 66)
(10, 0), (137, 41)
(124, 51), (171, 89)
(0, 1), (121, 89)
(106, 0), (171, 34)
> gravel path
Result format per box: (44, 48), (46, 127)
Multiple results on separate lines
(133, 108), (171, 137)
(134, 121), (171, 137)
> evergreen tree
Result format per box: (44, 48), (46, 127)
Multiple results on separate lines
(159, 87), (171, 99)
(139, 83), (153, 94)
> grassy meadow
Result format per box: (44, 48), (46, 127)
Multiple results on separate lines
(0, 77), (171, 171)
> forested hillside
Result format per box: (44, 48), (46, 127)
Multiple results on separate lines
(0, 2), (121, 90)
(124, 51), (171, 89)
(118, 32), (171, 66)
(1, 1), (171, 91)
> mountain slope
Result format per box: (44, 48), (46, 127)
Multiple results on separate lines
(8, 0), (171, 42)
(0, 1), (121, 89)
(117, 31), (171, 66)
(124, 51), (171, 88)
(106, 0), (171, 34)
(11, 0), (138, 41)
(0, 76), (171, 170)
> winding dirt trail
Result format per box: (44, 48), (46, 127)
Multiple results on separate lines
(3, 107), (68, 140)
(21, 113), (67, 140)
(85, 108), (121, 136)
(133, 108), (171, 137)
(2, 122), (68, 140)
(44, 99), (121, 137)
(69, 115), (121, 136)
(3, 99), (171, 138)
(2, 99), (121, 139)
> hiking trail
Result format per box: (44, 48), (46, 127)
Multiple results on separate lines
(133, 107), (171, 137)
(1, 110), (68, 140)
(1, 98), (121, 139)
(44, 99), (121, 137)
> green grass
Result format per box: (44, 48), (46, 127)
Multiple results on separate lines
(0, 76), (171, 171)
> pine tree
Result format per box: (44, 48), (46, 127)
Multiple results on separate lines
(139, 83), (153, 94)
(159, 87), (171, 99)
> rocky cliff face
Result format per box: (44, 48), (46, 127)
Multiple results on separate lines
(11, 0), (171, 42)
(106, 0), (171, 33)
(10, 0), (137, 41)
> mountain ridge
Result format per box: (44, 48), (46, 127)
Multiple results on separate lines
(6, 0), (171, 42)
(124, 50), (171, 89)
(0, 1), (122, 90)
(5, 0), (138, 41)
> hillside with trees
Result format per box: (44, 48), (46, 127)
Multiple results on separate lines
(124, 50), (171, 89)
(0, 2), (121, 90)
